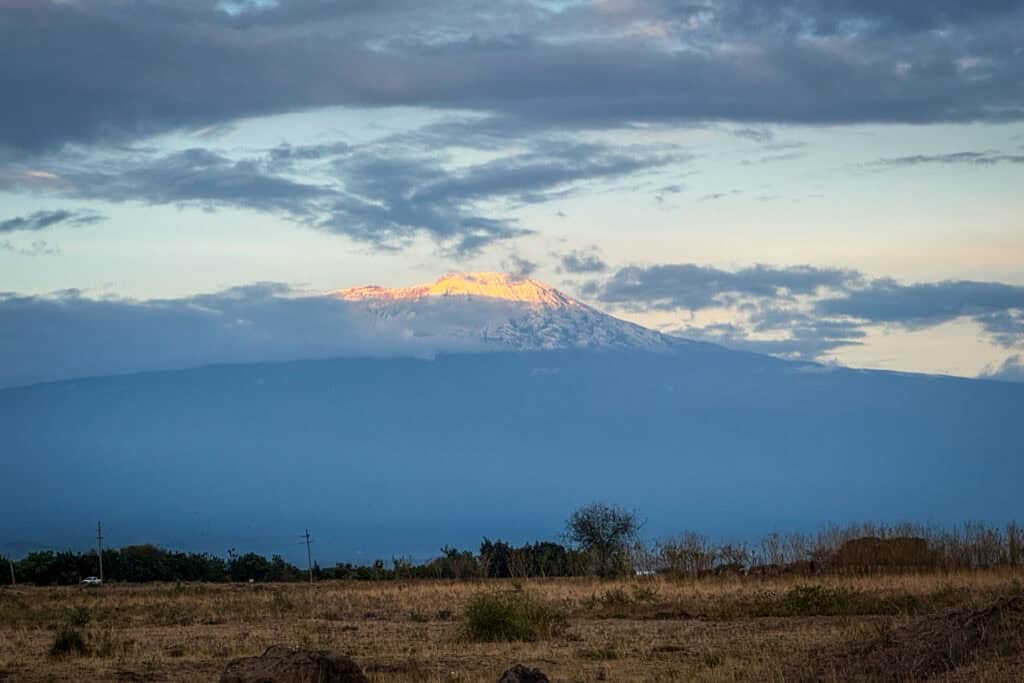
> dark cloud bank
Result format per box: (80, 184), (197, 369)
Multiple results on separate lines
(2, 0), (1023, 155)
(3, 1), (1023, 252)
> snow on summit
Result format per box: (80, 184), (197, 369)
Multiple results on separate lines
(332, 272), (672, 353)
(334, 272), (580, 308)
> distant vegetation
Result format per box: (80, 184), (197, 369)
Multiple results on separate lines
(3, 511), (1021, 585)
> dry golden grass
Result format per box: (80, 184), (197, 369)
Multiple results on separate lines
(1, 570), (1022, 682)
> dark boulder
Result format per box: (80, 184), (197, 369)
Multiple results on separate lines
(220, 645), (368, 683)
(497, 664), (551, 683)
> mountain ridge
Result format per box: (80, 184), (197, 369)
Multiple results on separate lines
(332, 271), (673, 353)
(2, 347), (1021, 562)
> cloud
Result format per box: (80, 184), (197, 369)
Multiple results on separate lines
(732, 127), (775, 143)
(868, 151), (1024, 167)
(58, 148), (331, 214)
(0, 209), (103, 233)
(11, 136), (677, 254)
(502, 254), (538, 278)
(583, 262), (1024, 362)
(294, 137), (678, 254)
(265, 141), (353, 173)
(742, 152), (806, 165)
(700, 191), (740, 201)
(0, 283), (544, 388)
(672, 313), (865, 362)
(592, 263), (858, 311)
(976, 310), (1024, 348)
(653, 183), (684, 202)
(0, 239), (61, 257)
(979, 354), (1024, 382)
(560, 248), (609, 274)
(815, 279), (1024, 329)
(2, 0), (1023, 154)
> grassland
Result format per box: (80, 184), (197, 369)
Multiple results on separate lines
(1, 570), (1023, 682)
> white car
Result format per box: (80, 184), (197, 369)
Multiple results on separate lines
(80, 576), (103, 586)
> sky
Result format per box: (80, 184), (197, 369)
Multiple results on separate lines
(1, 0), (1023, 382)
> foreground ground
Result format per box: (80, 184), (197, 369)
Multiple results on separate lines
(1, 571), (1023, 682)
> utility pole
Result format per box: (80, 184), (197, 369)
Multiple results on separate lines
(97, 521), (104, 583)
(7, 557), (14, 586)
(304, 529), (313, 584)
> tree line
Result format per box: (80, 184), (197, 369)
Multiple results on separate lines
(4, 505), (1022, 585)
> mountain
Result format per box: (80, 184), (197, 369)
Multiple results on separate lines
(0, 272), (673, 389)
(2, 344), (1022, 564)
(332, 271), (672, 352)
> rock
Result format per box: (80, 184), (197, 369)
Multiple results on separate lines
(220, 645), (368, 683)
(497, 664), (551, 683)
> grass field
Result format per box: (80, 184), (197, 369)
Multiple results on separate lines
(2, 570), (1023, 682)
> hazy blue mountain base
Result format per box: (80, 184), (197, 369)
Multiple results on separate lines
(2, 345), (1022, 565)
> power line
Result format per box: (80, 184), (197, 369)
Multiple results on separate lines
(97, 521), (104, 584)
(303, 529), (313, 585)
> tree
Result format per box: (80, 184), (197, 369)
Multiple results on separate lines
(565, 502), (641, 577)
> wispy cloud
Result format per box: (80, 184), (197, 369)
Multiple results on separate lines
(0, 209), (103, 233)
(12, 133), (683, 255)
(559, 247), (609, 274)
(732, 127), (775, 144)
(0, 239), (61, 256)
(979, 355), (1024, 383)
(502, 254), (538, 278)
(867, 151), (1024, 168)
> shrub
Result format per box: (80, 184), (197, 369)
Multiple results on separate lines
(631, 584), (659, 603)
(582, 584), (660, 613)
(50, 626), (89, 657)
(463, 590), (567, 642)
(763, 585), (918, 617)
(593, 587), (631, 607)
(69, 606), (90, 627)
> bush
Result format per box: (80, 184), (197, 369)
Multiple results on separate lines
(50, 626), (89, 657)
(764, 585), (918, 617)
(463, 590), (567, 642)
(69, 606), (90, 627)
(590, 587), (631, 608)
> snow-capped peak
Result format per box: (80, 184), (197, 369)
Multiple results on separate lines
(331, 272), (672, 353)
(334, 271), (580, 308)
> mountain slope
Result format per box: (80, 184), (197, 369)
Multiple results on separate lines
(2, 347), (1021, 563)
(332, 271), (672, 352)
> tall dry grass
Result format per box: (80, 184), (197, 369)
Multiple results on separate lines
(1, 568), (1022, 681)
